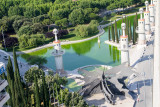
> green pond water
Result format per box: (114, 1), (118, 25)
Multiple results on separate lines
(18, 15), (139, 71)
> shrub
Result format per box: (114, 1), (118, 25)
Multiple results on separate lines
(25, 67), (44, 83)
(12, 18), (31, 33)
(18, 25), (32, 36)
(89, 13), (98, 20)
(19, 34), (46, 49)
(32, 14), (49, 23)
(2, 37), (18, 48)
(74, 20), (99, 37)
(75, 25), (88, 37)
(31, 23), (44, 34)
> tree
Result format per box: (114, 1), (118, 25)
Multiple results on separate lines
(24, 67), (43, 83)
(108, 27), (111, 41)
(34, 74), (40, 107)
(18, 25), (32, 36)
(8, 6), (23, 17)
(13, 48), (26, 106)
(6, 56), (15, 107)
(133, 20), (136, 45)
(42, 72), (49, 107)
(129, 20), (132, 42)
(55, 18), (68, 29)
(115, 20), (119, 43)
(69, 8), (85, 25)
(31, 23), (44, 34)
(111, 24), (115, 42)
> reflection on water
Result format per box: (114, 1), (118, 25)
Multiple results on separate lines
(63, 38), (97, 55)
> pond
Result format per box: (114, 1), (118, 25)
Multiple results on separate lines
(18, 15), (139, 71)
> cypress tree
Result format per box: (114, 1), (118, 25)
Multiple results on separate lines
(129, 20), (132, 42)
(119, 29), (121, 37)
(13, 48), (26, 106)
(34, 74), (40, 107)
(126, 18), (129, 36)
(6, 56), (14, 82)
(6, 56), (15, 107)
(133, 20), (136, 45)
(14, 80), (20, 107)
(108, 27), (111, 41)
(135, 14), (138, 42)
(115, 20), (119, 43)
(42, 72), (49, 107)
(111, 24), (115, 42)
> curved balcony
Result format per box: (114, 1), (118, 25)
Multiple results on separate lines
(0, 80), (8, 92)
(52, 49), (65, 56)
(0, 92), (10, 107)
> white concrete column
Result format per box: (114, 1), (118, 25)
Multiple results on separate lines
(137, 8), (146, 45)
(149, 0), (155, 26)
(120, 23), (129, 65)
(144, 1), (151, 34)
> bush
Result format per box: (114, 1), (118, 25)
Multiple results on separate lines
(89, 13), (98, 20)
(24, 67), (44, 83)
(2, 37), (18, 48)
(19, 34), (46, 49)
(32, 14), (49, 23)
(31, 23), (44, 34)
(18, 25), (32, 36)
(74, 20), (99, 37)
(75, 25), (88, 37)
(12, 18), (31, 33)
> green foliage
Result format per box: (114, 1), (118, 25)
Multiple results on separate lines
(108, 27), (111, 41)
(115, 20), (119, 43)
(24, 67), (43, 83)
(34, 75), (40, 107)
(69, 8), (85, 26)
(31, 23), (44, 34)
(18, 25), (32, 36)
(13, 18), (31, 33)
(55, 18), (68, 28)
(75, 20), (99, 37)
(13, 48), (27, 106)
(19, 34), (46, 49)
(8, 6), (23, 17)
(111, 24), (115, 42)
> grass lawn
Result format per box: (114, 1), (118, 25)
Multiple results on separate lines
(65, 78), (82, 92)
